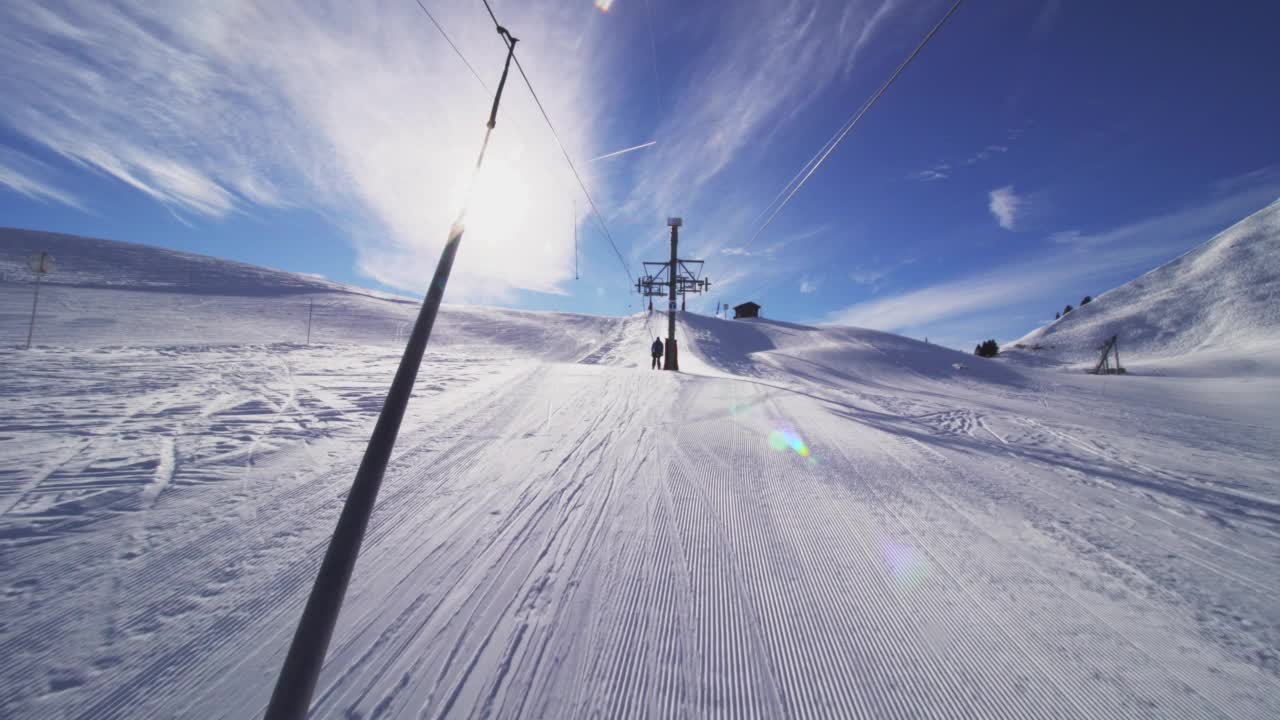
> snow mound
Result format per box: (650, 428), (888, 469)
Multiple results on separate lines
(676, 311), (1029, 390)
(1006, 199), (1280, 376)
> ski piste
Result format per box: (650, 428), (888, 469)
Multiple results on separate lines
(2, 217), (1279, 717)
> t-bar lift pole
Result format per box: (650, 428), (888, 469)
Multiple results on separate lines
(262, 27), (519, 720)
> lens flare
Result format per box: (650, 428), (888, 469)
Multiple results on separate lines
(767, 429), (811, 458)
(881, 538), (930, 589)
(594, 0), (614, 12)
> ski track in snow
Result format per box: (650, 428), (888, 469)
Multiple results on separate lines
(2, 265), (1280, 716)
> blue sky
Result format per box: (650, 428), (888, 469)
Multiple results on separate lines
(2, 0), (1279, 349)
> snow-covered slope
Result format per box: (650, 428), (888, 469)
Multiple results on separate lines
(679, 312), (1026, 386)
(0, 227), (619, 360)
(1006, 199), (1280, 376)
(2, 229), (1279, 718)
(0, 227), (361, 296)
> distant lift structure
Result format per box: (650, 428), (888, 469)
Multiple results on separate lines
(636, 217), (710, 371)
(1090, 335), (1125, 375)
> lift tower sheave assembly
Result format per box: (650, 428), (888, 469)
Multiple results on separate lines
(635, 217), (711, 371)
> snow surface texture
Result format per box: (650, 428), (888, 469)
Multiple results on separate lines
(1006, 199), (1280, 377)
(2, 228), (1279, 718)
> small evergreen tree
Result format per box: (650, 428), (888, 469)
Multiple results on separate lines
(1081, 295), (1093, 305)
(975, 339), (999, 358)
(1055, 311), (1060, 320)
(1063, 304), (1074, 315)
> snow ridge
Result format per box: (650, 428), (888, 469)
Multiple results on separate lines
(1007, 199), (1280, 375)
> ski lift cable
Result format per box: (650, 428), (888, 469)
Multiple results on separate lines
(410, 0), (633, 290)
(480, 0), (501, 26)
(746, 0), (964, 248)
(480, 0), (636, 289)
(412, 0), (489, 90)
(748, 117), (845, 230)
(748, 2), (944, 234)
(410, 0), (588, 286)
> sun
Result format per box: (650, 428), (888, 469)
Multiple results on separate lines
(470, 162), (532, 223)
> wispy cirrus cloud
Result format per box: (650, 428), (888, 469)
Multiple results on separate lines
(910, 164), (950, 182)
(988, 185), (1022, 230)
(718, 234), (793, 260)
(849, 256), (913, 293)
(829, 242), (1169, 337)
(829, 175), (1280, 337)
(721, 246), (773, 258)
(624, 0), (914, 233)
(910, 142), (1009, 182)
(844, 0), (902, 70)
(1049, 169), (1280, 248)
(0, 147), (85, 210)
(850, 268), (891, 286)
(0, 3), (291, 217)
(0, 1), (611, 299)
(962, 144), (1008, 166)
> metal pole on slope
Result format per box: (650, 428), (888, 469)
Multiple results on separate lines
(664, 217), (680, 371)
(26, 274), (41, 350)
(262, 28), (519, 720)
(25, 252), (52, 350)
(306, 298), (314, 345)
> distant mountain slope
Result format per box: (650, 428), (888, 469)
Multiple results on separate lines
(1007, 199), (1280, 376)
(0, 227), (371, 297)
(0, 227), (616, 357)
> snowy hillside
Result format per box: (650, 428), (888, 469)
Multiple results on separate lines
(0, 227), (360, 296)
(0, 227), (619, 357)
(680, 312), (1025, 385)
(2, 231), (1279, 718)
(1006, 199), (1280, 376)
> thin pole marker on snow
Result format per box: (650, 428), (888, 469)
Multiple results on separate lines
(305, 298), (314, 345)
(25, 251), (54, 349)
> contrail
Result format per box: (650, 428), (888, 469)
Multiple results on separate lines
(589, 140), (657, 162)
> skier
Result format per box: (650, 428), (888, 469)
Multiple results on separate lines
(650, 337), (664, 370)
